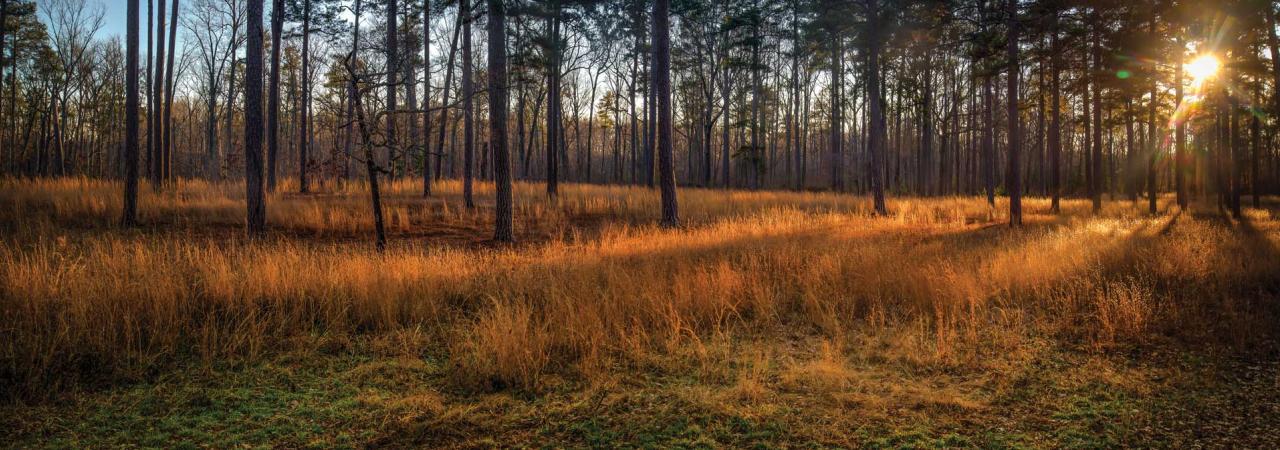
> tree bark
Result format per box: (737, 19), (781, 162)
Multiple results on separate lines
(150, 0), (166, 189)
(387, 0), (400, 178)
(422, 0), (432, 196)
(655, 0), (678, 227)
(345, 0), (364, 181)
(300, 0), (312, 192)
(982, 75), (995, 206)
(1091, 17), (1102, 213)
(245, 0), (267, 234)
(1006, 0), (1022, 226)
(146, 0), (152, 179)
(545, 8), (561, 198)
(223, 10), (240, 182)
(1175, 36), (1186, 208)
(1251, 80), (1261, 208)
(163, 0), (179, 184)
(489, 0), (512, 241)
(123, 0), (141, 226)
(719, 39), (731, 187)
(462, 0), (475, 208)
(1148, 16), (1160, 215)
(867, 0), (887, 215)
(830, 29), (843, 191)
(267, 0), (283, 191)
(405, 4), (419, 183)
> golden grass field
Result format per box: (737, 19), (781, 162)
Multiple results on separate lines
(2, 177), (1279, 447)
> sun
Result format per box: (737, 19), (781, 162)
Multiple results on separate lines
(1186, 54), (1220, 84)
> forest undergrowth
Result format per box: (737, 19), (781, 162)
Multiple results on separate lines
(2, 177), (1279, 447)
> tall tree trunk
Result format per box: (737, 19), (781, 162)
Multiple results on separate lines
(245, 0), (267, 234)
(921, 62), (932, 195)
(867, 0), (887, 215)
(434, 11), (462, 184)
(350, 66), (387, 251)
(387, 0), (400, 178)
(750, 14), (762, 190)
(300, 0), (312, 192)
(345, 0), (364, 181)
(655, 0), (678, 226)
(5, 11), (15, 174)
(830, 28), (843, 191)
(489, 0), (512, 241)
(645, 37), (655, 188)
(982, 75), (994, 206)
(404, 4), (419, 184)
(516, 84), (527, 179)
(343, 0), (385, 250)
(526, 92), (542, 178)
(1252, 79), (1261, 208)
(801, 72), (809, 189)
(223, 16), (239, 182)
(1267, 5), (1280, 199)
(720, 60), (730, 187)
(1126, 98), (1137, 201)
(1175, 36), (1186, 208)
(1091, 18), (1102, 213)
(1083, 54), (1093, 204)
(163, 0), (179, 184)
(146, 0), (152, 180)
(702, 40), (717, 188)
(151, 0), (166, 189)
(1150, 79), (1161, 214)
(206, 71), (219, 180)
(1006, 0), (1022, 226)
(1228, 74), (1241, 216)
(267, 0), (283, 191)
(422, 0), (432, 196)
(124, 0), (141, 226)
(545, 10), (560, 197)
(613, 78), (621, 182)
(585, 69), (600, 184)
(462, 0), (475, 208)
(0, 0), (6, 163)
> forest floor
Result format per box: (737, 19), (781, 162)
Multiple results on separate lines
(2, 178), (1279, 448)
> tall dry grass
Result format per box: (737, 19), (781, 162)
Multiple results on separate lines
(2, 177), (1278, 398)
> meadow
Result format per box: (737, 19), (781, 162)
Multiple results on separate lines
(2, 177), (1279, 447)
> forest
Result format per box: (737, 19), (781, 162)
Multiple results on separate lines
(2, 0), (1280, 447)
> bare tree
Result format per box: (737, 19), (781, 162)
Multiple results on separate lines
(183, 0), (240, 180)
(222, 0), (245, 183)
(43, 0), (105, 176)
(345, 0), (387, 251)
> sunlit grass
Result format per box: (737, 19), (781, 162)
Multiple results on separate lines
(1, 177), (1278, 401)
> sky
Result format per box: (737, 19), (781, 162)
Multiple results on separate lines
(99, 1), (126, 40)
(67, 0), (288, 47)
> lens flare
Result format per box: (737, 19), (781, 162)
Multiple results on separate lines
(1186, 54), (1220, 84)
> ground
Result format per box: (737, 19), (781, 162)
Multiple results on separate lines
(2, 178), (1279, 448)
